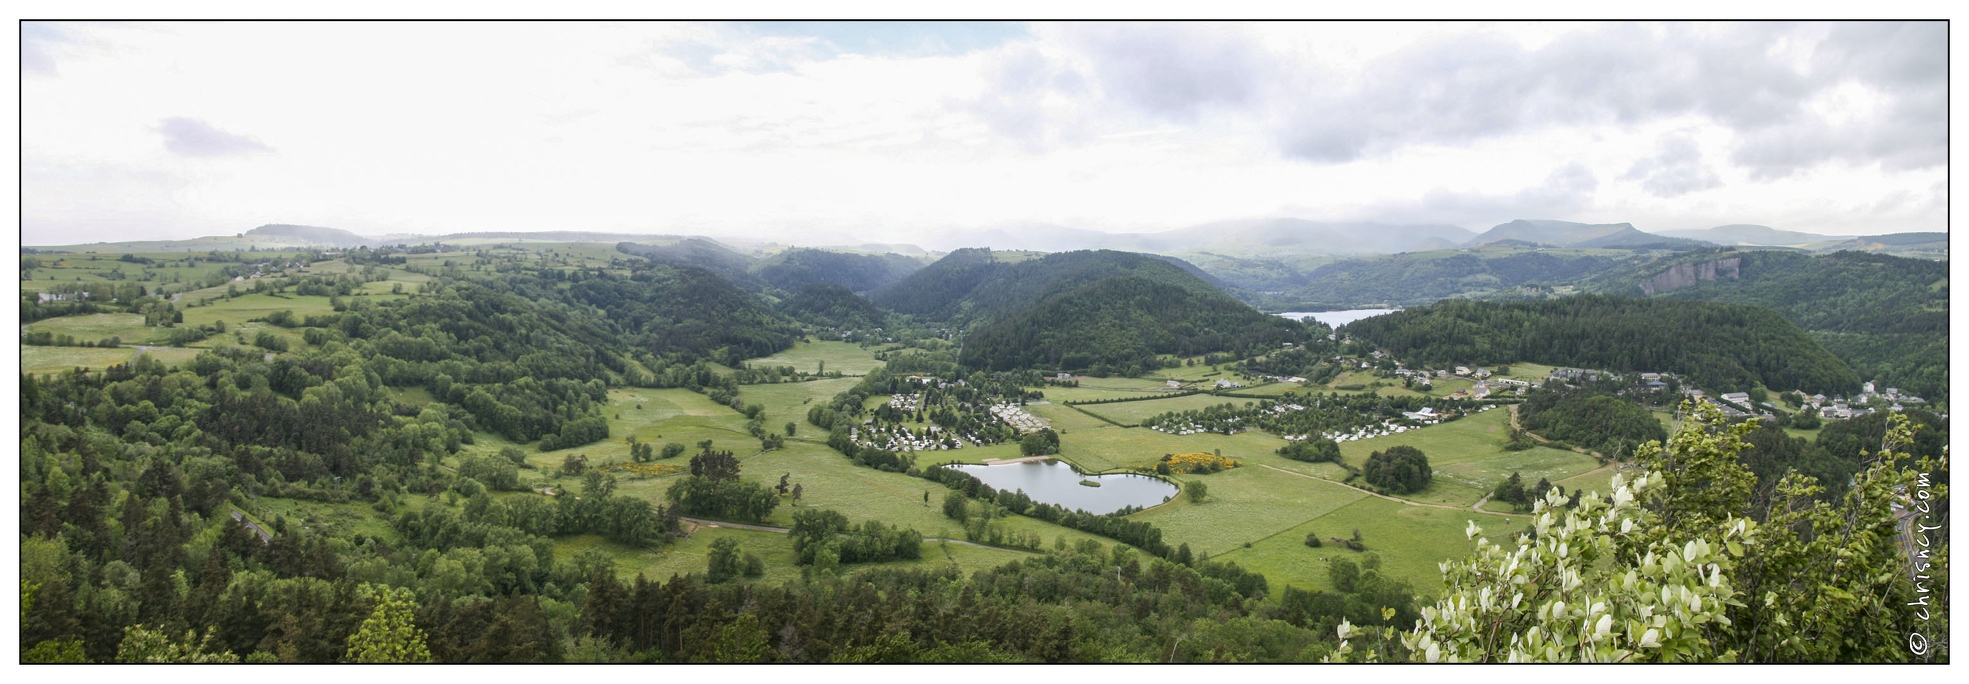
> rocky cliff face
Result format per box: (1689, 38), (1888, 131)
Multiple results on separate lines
(1640, 257), (1741, 295)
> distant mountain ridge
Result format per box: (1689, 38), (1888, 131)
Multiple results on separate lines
(1467, 219), (1709, 249)
(245, 224), (375, 248)
(1657, 224), (1850, 246)
(922, 218), (1476, 255)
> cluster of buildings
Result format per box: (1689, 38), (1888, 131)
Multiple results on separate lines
(888, 393), (924, 414)
(1801, 381), (1928, 419)
(989, 402), (1051, 434)
(1148, 418), (1249, 436)
(848, 424), (968, 453)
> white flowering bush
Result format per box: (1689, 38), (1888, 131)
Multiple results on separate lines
(1331, 401), (1947, 663)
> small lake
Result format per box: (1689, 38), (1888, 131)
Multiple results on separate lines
(942, 460), (1179, 515)
(1275, 308), (1401, 327)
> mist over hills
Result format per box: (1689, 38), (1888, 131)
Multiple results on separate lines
(921, 218), (1476, 255)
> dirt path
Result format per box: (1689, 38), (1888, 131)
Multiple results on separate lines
(677, 516), (1040, 554)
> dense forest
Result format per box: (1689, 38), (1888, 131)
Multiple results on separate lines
(754, 248), (926, 294)
(1516, 388), (1669, 458)
(1251, 248), (1658, 310)
(1344, 295), (1858, 394)
(871, 249), (1309, 374)
(1631, 250), (1949, 401)
(775, 284), (887, 330)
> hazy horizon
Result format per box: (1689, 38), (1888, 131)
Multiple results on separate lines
(23, 21), (1947, 246)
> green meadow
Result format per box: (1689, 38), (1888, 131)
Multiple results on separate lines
(1077, 393), (1264, 425)
(748, 341), (886, 375)
(21, 346), (138, 374)
(22, 313), (158, 344)
(1214, 496), (1519, 596)
(1333, 408), (1599, 508)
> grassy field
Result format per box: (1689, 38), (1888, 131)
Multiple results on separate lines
(1077, 393), (1263, 425)
(1058, 423), (1294, 473)
(178, 292), (340, 329)
(21, 346), (138, 374)
(1024, 402), (1113, 432)
(137, 347), (206, 368)
(1033, 386), (1173, 404)
(1136, 466), (1367, 558)
(737, 377), (863, 430)
(22, 313), (158, 344)
(748, 341), (886, 375)
(1214, 496), (1519, 596)
(1333, 408), (1598, 507)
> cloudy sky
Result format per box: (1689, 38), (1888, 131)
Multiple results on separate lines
(21, 21), (1947, 245)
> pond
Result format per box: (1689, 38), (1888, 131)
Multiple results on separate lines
(1274, 308), (1401, 327)
(941, 460), (1179, 515)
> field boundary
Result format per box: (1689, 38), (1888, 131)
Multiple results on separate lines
(1065, 403), (1132, 428)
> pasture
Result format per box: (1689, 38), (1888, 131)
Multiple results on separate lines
(1333, 408), (1599, 508)
(1135, 466), (1367, 558)
(1215, 496), (1519, 596)
(22, 313), (158, 344)
(1077, 393), (1264, 425)
(748, 340), (886, 375)
(21, 346), (138, 374)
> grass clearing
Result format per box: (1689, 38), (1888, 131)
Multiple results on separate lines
(748, 341), (885, 375)
(1216, 495), (1518, 596)
(22, 346), (137, 374)
(23, 313), (158, 344)
(1134, 466), (1367, 558)
(1334, 408), (1599, 507)
(1077, 393), (1264, 425)
(178, 292), (339, 329)
(137, 347), (205, 368)
(1024, 402), (1112, 432)
(738, 378), (863, 433)
(1056, 424), (1291, 473)
(1034, 385), (1171, 403)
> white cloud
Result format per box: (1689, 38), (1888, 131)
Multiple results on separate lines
(21, 21), (1946, 245)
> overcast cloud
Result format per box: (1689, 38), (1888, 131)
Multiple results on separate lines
(20, 21), (1947, 245)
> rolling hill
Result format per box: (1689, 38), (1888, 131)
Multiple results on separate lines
(1343, 295), (1859, 395)
(1467, 219), (1709, 249)
(874, 249), (1311, 373)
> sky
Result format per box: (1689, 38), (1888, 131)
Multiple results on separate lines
(19, 20), (1949, 246)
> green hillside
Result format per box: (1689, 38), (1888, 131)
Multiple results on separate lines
(777, 283), (887, 329)
(1623, 249), (1949, 401)
(870, 249), (1309, 373)
(1344, 295), (1859, 394)
(754, 248), (927, 294)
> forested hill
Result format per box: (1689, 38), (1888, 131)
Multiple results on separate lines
(754, 248), (928, 294)
(777, 283), (887, 330)
(875, 249), (1225, 323)
(1343, 295), (1858, 394)
(1602, 249), (1948, 401)
(873, 249), (1310, 373)
(957, 274), (1309, 374)
(615, 239), (766, 292)
(867, 247), (1009, 319)
(555, 263), (802, 365)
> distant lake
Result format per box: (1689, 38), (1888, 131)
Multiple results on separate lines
(941, 460), (1178, 515)
(1275, 308), (1401, 327)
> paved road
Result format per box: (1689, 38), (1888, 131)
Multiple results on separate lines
(677, 516), (1038, 553)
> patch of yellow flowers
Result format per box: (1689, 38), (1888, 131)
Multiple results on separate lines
(1162, 452), (1241, 474)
